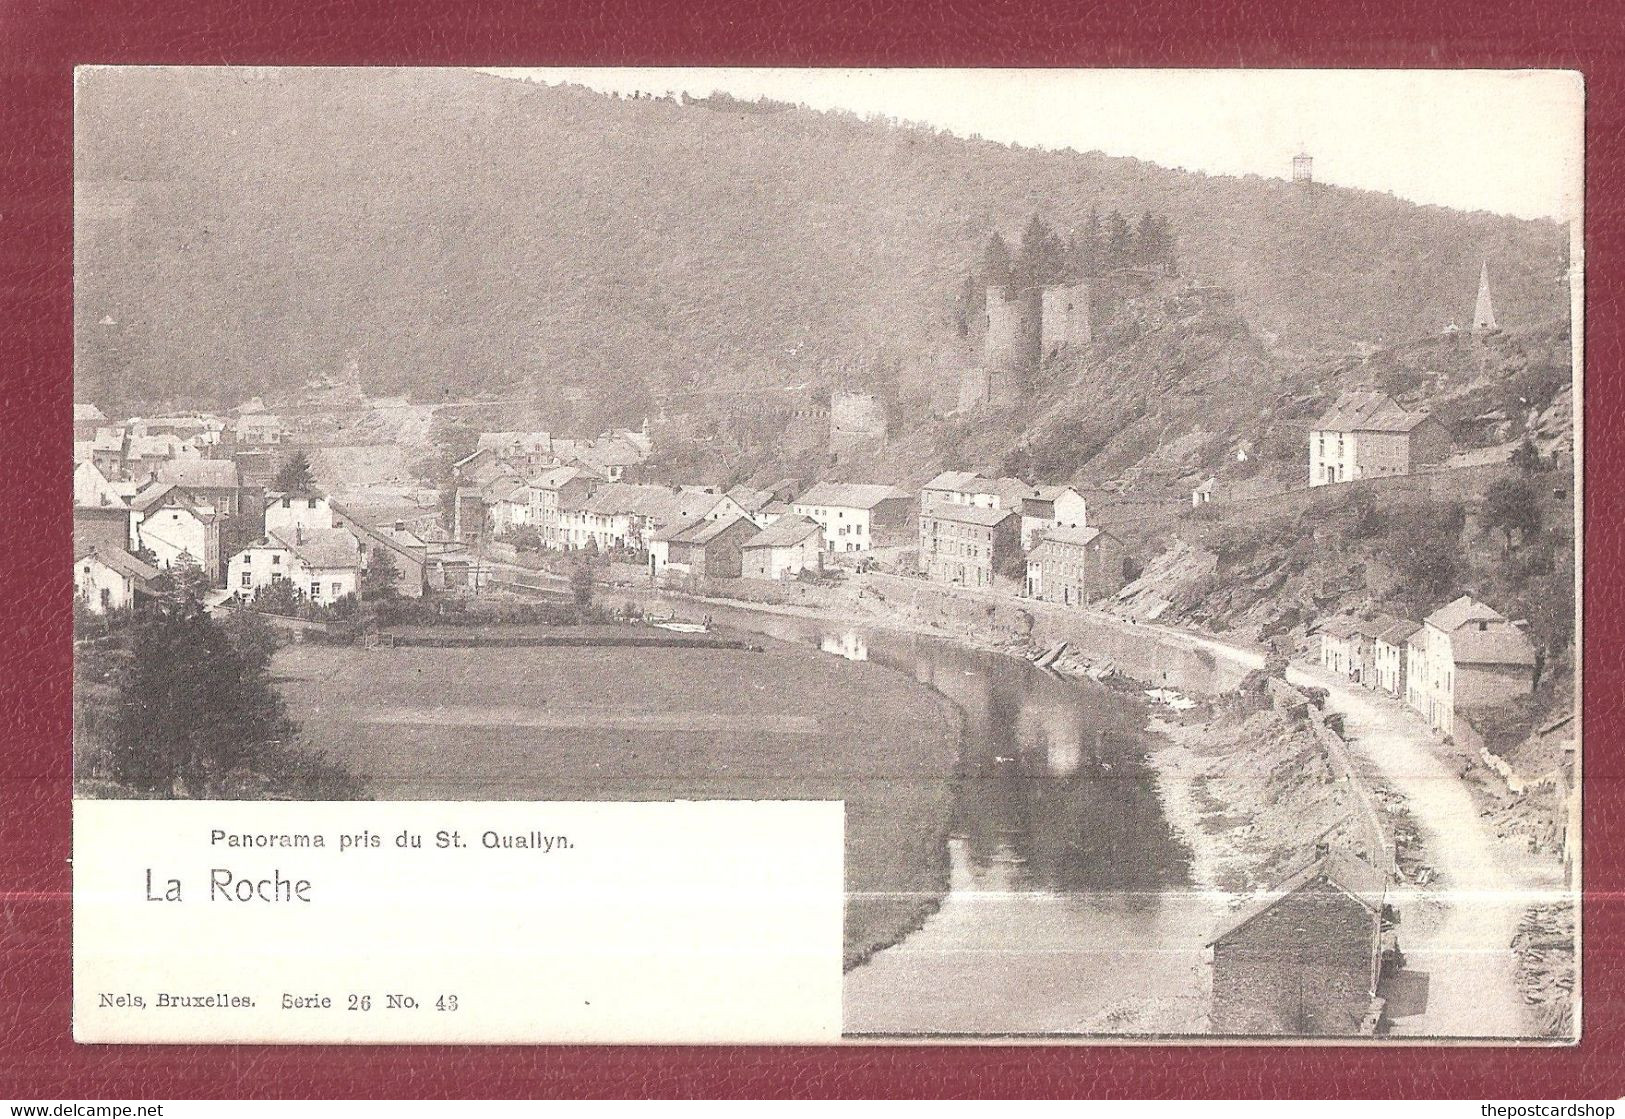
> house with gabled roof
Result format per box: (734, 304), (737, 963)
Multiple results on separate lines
(227, 525), (362, 608)
(130, 483), (220, 579)
(1023, 525), (1125, 606)
(741, 515), (825, 580)
(920, 504), (1022, 589)
(652, 513), (759, 580)
(790, 482), (914, 553)
(1416, 595), (1538, 735)
(74, 546), (160, 614)
(1020, 484), (1089, 549)
(1208, 847), (1389, 1036)
(1309, 391), (1451, 487)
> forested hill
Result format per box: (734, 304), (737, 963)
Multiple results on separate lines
(75, 68), (1569, 417)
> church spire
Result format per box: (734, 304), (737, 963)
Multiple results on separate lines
(1473, 261), (1498, 333)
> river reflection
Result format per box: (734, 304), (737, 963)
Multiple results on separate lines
(684, 603), (1217, 1035)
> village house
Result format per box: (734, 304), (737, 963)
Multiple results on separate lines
(74, 546), (160, 615)
(1317, 618), (1363, 680)
(562, 483), (684, 553)
(527, 466), (603, 549)
(476, 430), (554, 469)
(1192, 477), (1216, 508)
(571, 433), (647, 483)
(486, 478), (532, 537)
(265, 490), (334, 537)
(1207, 848), (1388, 1036)
(1308, 391), (1451, 487)
(89, 427), (127, 478)
(920, 505), (1022, 589)
(741, 515), (825, 580)
(332, 503), (474, 598)
(1020, 485), (1090, 550)
(1023, 526), (1126, 607)
(227, 525), (362, 607)
(152, 458), (246, 518)
(1371, 618), (1421, 699)
(129, 484), (221, 579)
(1414, 595), (1538, 736)
(74, 402), (108, 441)
(920, 470), (1036, 518)
(74, 502), (134, 558)
(651, 513), (759, 580)
(791, 482), (914, 554)
(228, 412), (289, 446)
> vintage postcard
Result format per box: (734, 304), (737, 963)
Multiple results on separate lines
(70, 66), (1582, 1043)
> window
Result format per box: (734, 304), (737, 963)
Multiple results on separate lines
(281, 497), (292, 508)
(332, 582), (343, 598)
(308, 498), (319, 509)
(244, 553), (252, 563)
(272, 554), (280, 565)
(241, 572), (252, 588)
(100, 588), (112, 609)
(310, 581), (322, 600)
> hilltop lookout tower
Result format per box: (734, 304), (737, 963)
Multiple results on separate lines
(1292, 151), (1314, 185)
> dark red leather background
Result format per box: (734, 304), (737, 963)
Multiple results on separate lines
(2, 0), (1620, 1099)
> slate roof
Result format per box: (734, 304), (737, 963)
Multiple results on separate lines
(76, 546), (160, 583)
(1373, 618), (1422, 647)
(743, 515), (822, 550)
(1314, 391), (1434, 435)
(266, 527), (361, 570)
(794, 482), (911, 510)
(669, 513), (753, 546)
(923, 470), (981, 492)
(1318, 617), (1360, 640)
(1038, 525), (1105, 548)
(933, 504), (1019, 528)
(1206, 849), (1386, 947)
(529, 466), (597, 490)
(155, 459), (240, 490)
(581, 483), (680, 519)
(724, 485), (775, 513)
(1426, 594), (1506, 633)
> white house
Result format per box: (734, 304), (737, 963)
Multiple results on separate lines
(228, 526), (362, 607)
(1020, 485), (1089, 550)
(791, 482), (913, 553)
(1413, 596), (1538, 736)
(74, 547), (159, 614)
(130, 484), (220, 578)
(265, 490), (335, 537)
(74, 461), (127, 511)
(1309, 391), (1451, 487)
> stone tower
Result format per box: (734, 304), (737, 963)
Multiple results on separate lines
(1041, 283), (1092, 354)
(1292, 151), (1313, 184)
(1472, 262), (1499, 333)
(983, 286), (1042, 399)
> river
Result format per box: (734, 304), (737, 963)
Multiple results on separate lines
(674, 599), (1224, 1038)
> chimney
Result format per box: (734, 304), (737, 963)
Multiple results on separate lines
(393, 520), (405, 532)
(1314, 841), (1330, 860)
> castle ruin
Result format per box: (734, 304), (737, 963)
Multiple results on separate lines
(962, 281), (1092, 411)
(830, 390), (888, 459)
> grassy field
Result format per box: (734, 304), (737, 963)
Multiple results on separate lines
(272, 639), (963, 968)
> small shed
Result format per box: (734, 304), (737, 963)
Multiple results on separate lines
(1208, 849), (1388, 1036)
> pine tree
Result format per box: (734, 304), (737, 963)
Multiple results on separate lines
(274, 449), (317, 494)
(982, 231), (1013, 295)
(1104, 210), (1134, 270)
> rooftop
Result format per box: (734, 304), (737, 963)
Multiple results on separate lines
(1207, 849), (1386, 947)
(1314, 390), (1435, 435)
(743, 514), (822, 549)
(794, 482), (911, 510)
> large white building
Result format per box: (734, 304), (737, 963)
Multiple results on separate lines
(791, 482), (913, 554)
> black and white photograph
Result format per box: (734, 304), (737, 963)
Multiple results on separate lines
(71, 66), (1582, 1042)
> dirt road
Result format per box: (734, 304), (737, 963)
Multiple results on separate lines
(1135, 619), (1539, 1037)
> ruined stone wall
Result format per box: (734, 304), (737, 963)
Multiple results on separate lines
(1041, 283), (1092, 352)
(830, 390), (888, 457)
(983, 287), (1041, 390)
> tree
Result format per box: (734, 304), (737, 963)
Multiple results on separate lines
(569, 562), (595, 609)
(107, 602), (294, 797)
(1511, 435), (1544, 475)
(251, 578), (304, 616)
(1103, 210), (1134, 271)
(981, 231), (1012, 295)
(1485, 476), (1543, 553)
(1012, 214), (1066, 292)
(274, 450), (317, 494)
(360, 547), (401, 602)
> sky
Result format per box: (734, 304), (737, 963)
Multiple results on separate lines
(486, 68), (1583, 224)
